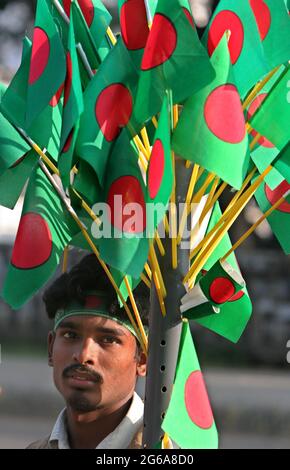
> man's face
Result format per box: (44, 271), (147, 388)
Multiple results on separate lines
(48, 315), (146, 414)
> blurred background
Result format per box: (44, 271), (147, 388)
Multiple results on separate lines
(0, 0), (290, 449)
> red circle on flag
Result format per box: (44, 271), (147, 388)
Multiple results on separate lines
(120, 0), (149, 50)
(183, 7), (195, 29)
(247, 94), (275, 148)
(62, 128), (74, 154)
(209, 277), (236, 304)
(265, 181), (290, 213)
(141, 14), (177, 70)
(64, 52), (73, 107)
(63, 0), (94, 26)
(49, 82), (64, 107)
(229, 290), (245, 302)
(208, 10), (244, 64)
(11, 213), (52, 269)
(204, 84), (246, 143)
(249, 0), (271, 41)
(148, 139), (165, 199)
(95, 84), (133, 142)
(185, 371), (214, 429)
(107, 175), (146, 233)
(29, 27), (50, 85)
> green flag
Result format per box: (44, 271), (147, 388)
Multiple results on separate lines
(59, 15), (84, 189)
(186, 202), (253, 343)
(0, 112), (30, 175)
(146, 94), (173, 235)
(95, 130), (149, 279)
(162, 321), (218, 449)
(246, 66), (284, 190)
(75, 38), (139, 185)
(272, 141), (290, 184)
(254, 176), (290, 254)
(0, 151), (37, 209)
(203, 0), (268, 97)
(26, 0), (66, 127)
(134, 0), (215, 124)
(249, 0), (290, 69)
(250, 65), (290, 151)
(173, 35), (249, 190)
(1, 165), (78, 309)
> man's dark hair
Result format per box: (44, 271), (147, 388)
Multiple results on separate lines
(43, 254), (149, 329)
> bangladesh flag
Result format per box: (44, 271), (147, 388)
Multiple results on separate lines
(254, 176), (290, 254)
(187, 202), (253, 343)
(203, 0), (268, 97)
(250, 65), (290, 151)
(146, 94), (173, 236)
(249, 0), (290, 69)
(173, 35), (249, 190)
(59, 15), (84, 189)
(246, 66), (283, 190)
(134, 0), (215, 124)
(162, 321), (218, 449)
(75, 38), (139, 186)
(1, 38), (64, 162)
(0, 151), (37, 209)
(96, 129), (149, 279)
(1, 165), (78, 309)
(272, 141), (290, 184)
(26, 0), (66, 127)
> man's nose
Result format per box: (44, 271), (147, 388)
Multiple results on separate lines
(72, 337), (97, 365)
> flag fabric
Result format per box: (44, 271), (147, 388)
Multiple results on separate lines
(118, 0), (150, 67)
(96, 129), (149, 279)
(58, 15), (84, 189)
(75, 38), (139, 186)
(0, 38), (64, 162)
(246, 65), (284, 190)
(162, 321), (218, 449)
(0, 111), (30, 175)
(203, 0), (268, 97)
(272, 141), (290, 184)
(26, 0), (66, 127)
(173, 35), (249, 190)
(0, 151), (37, 209)
(186, 202), (253, 343)
(254, 176), (290, 254)
(250, 65), (290, 151)
(134, 0), (215, 124)
(249, 0), (290, 69)
(146, 94), (173, 235)
(1, 165), (78, 309)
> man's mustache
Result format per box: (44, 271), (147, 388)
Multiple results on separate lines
(63, 364), (103, 384)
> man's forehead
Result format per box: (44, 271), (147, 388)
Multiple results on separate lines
(58, 315), (130, 336)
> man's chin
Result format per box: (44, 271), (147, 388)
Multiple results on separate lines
(66, 392), (101, 413)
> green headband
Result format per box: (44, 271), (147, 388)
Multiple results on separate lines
(54, 291), (143, 340)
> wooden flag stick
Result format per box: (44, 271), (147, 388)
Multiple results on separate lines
(185, 164), (273, 284)
(152, 270), (166, 317)
(221, 190), (290, 263)
(155, 231), (165, 256)
(144, 262), (152, 280)
(124, 276), (148, 352)
(190, 172), (216, 204)
(141, 273), (151, 289)
(149, 244), (167, 298)
(242, 65), (280, 110)
(199, 176), (220, 223)
(62, 246), (69, 273)
(141, 127), (151, 156)
(177, 163), (200, 245)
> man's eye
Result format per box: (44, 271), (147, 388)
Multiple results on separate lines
(102, 336), (119, 344)
(63, 331), (78, 339)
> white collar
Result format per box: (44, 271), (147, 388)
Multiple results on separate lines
(49, 392), (144, 449)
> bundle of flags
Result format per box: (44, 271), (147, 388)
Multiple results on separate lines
(1, 0), (290, 449)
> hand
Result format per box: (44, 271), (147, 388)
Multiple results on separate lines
(189, 0), (218, 28)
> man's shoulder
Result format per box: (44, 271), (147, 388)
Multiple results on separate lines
(26, 437), (58, 449)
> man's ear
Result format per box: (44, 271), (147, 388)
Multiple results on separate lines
(48, 331), (55, 367)
(136, 351), (147, 378)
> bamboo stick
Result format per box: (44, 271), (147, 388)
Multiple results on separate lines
(124, 276), (148, 352)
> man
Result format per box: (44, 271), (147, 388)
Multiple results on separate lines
(27, 254), (149, 449)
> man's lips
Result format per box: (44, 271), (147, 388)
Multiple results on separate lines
(68, 371), (99, 382)
(63, 366), (103, 386)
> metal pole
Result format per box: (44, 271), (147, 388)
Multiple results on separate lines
(142, 159), (192, 448)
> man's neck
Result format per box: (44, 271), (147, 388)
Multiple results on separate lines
(66, 397), (133, 449)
